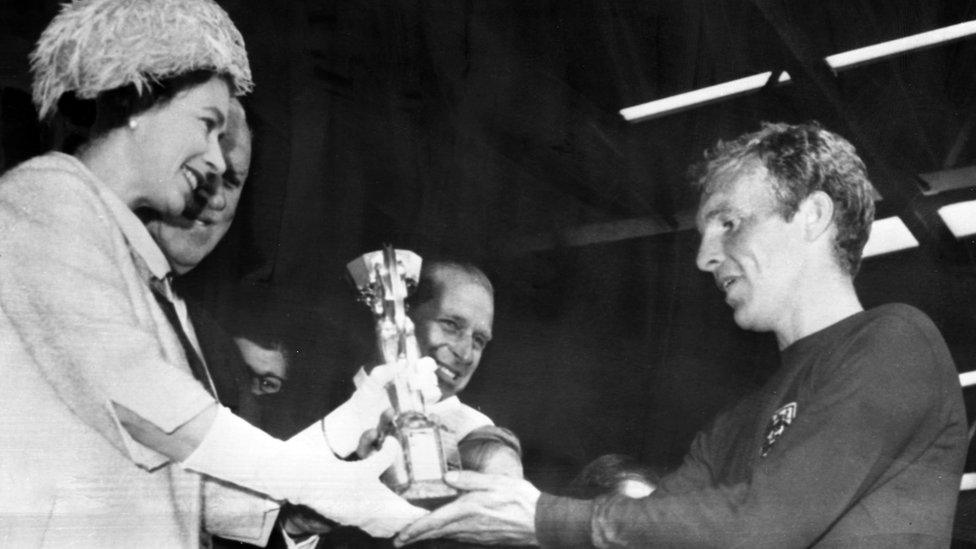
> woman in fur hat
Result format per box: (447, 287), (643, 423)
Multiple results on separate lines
(0, 1), (427, 546)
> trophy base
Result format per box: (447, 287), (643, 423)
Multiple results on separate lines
(382, 412), (462, 510)
(400, 480), (459, 510)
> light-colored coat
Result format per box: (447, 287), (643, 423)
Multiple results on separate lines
(0, 153), (275, 547)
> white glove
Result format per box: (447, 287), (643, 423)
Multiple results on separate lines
(400, 356), (442, 403)
(324, 357), (440, 457)
(182, 406), (427, 538)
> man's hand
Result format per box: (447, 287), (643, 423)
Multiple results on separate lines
(394, 471), (541, 547)
(285, 431), (428, 538)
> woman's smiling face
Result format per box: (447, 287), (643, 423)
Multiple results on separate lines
(128, 75), (230, 217)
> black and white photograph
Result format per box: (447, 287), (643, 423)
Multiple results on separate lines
(1, 1), (976, 547)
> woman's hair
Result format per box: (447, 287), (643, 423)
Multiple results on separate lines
(101, 71), (231, 131)
(61, 70), (230, 132)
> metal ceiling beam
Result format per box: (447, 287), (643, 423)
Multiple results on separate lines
(620, 19), (976, 123)
(754, 2), (972, 264)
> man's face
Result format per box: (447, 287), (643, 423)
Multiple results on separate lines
(146, 99), (250, 274)
(694, 166), (806, 336)
(234, 337), (289, 396)
(411, 272), (494, 399)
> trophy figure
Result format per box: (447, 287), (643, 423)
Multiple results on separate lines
(346, 245), (460, 508)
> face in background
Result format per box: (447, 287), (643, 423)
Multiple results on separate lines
(410, 268), (494, 400)
(695, 164), (808, 336)
(234, 337), (289, 396)
(128, 75), (229, 218)
(146, 98), (250, 274)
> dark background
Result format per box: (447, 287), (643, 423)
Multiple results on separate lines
(2, 0), (976, 491)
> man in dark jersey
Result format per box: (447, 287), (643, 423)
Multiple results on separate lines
(395, 122), (968, 548)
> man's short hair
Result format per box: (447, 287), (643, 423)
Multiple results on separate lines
(691, 122), (876, 276)
(225, 285), (294, 354)
(406, 259), (494, 311)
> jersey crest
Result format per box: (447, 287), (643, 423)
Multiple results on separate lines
(761, 402), (797, 458)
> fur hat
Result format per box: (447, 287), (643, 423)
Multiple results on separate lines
(30, 0), (253, 120)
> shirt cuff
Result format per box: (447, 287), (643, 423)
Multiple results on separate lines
(536, 492), (595, 548)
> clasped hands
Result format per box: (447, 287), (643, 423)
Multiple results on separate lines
(182, 357), (443, 539)
(281, 461), (543, 546)
(277, 357), (441, 539)
(278, 356), (541, 545)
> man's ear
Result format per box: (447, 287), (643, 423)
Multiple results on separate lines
(799, 191), (834, 242)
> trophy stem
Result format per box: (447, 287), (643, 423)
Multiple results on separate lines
(347, 246), (461, 508)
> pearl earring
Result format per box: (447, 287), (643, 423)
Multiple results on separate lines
(127, 118), (139, 130)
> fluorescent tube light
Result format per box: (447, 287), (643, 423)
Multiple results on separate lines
(862, 217), (918, 258)
(938, 200), (976, 238)
(621, 20), (976, 123)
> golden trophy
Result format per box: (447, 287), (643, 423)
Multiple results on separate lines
(346, 245), (461, 508)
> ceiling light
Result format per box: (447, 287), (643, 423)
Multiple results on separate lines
(862, 217), (918, 258)
(619, 71), (792, 122)
(937, 200), (976, 238)
(621, 20), (976, 122)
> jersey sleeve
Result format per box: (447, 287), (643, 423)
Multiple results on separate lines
(538, 311), (957, 547)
